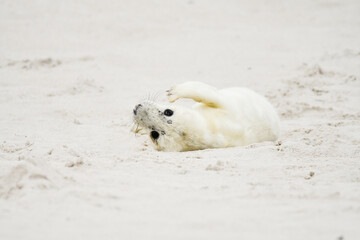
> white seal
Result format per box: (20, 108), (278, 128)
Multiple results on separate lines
(132, 81), (280, 151)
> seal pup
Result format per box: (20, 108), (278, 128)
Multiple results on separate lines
(132, 81), (280, 151)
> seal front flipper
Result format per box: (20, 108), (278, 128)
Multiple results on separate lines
(167, 81), (224, 108)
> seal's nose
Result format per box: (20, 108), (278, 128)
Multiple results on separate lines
(133, 104), (142, 115)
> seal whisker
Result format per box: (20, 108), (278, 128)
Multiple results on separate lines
(139, 93), (150, 104)
(128, 120), (135, 129)
(133, 123), (141, 135)
(151, 91), (161, 103)
(149, 92), (155, 102)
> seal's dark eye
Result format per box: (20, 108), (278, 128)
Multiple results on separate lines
(151, 131), (159, 140)
(164, 109), (173, 117)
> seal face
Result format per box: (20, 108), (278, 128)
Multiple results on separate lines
(133, 100), (182, 151)
(132, 81), (280, 152)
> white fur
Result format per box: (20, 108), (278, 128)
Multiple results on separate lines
(133, 81), (280, 152)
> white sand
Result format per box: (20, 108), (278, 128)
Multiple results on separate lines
(0, 0), (359, 239)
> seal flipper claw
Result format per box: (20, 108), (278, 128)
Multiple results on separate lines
(166, 86), (180, 103)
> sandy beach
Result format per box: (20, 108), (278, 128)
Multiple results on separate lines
(0, 0), (359, 239)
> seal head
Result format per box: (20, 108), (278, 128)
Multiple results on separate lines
(133, 101), (187, 151)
